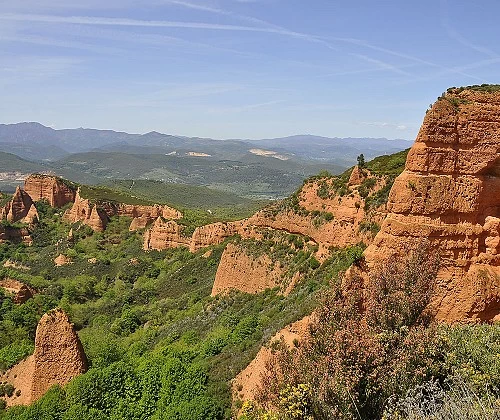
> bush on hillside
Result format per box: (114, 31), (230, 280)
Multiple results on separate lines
(256, 242), (444, 419)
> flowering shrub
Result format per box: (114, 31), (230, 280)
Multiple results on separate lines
(256, 241), (446, 419)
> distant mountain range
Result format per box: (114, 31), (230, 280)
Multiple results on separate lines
(0, 122), (412, 198)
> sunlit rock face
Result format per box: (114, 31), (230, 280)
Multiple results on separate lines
(362, 88), (500, 322)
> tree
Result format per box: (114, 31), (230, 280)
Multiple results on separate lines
(357, 153), (365, 168)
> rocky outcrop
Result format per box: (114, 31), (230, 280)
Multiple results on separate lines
(144, 219), (252, 252)
(63, 189), (108, 232)
(348, 165), (367, 186)
(24, 174), (76, 208)
(211, 242), (285, 296)
(124, 204), (181, 231)
(1, 187), (34, 223)
(248, 175), (384, 249)
(189, 221), (247, 252)
(0, 225), (32, 245)
(30, 309), (87, 401)
(54, 254), (72, 267)
(24, 204), (39, 225)
(0, 278), (34, 304)
(64, 189), (181, 232)
(143, 218), (190, 250)
(0, 309), (87, 406)
(359, 88), (500, 322)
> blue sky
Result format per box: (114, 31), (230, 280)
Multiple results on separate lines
(1, 0), (499, 140)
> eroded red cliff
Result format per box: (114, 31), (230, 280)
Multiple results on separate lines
(0, 309), (87, 407)
(359, 88), (500, 322)
(24, 174), (77, 208)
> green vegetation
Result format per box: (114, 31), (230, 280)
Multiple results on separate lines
(357, 153), (365, 168)
(365, 149), (408, 176)
(0, 154), (499, 419)
(447, 84), (500, 94)
(248, 244), (500, 419)
(108, 180), (265, 209)
(0, 191), (363, 419)
(79, 184), (154, 205)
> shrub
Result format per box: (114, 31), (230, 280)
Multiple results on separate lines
(257, 242), (443, 419)
(4, 384), (14, 398)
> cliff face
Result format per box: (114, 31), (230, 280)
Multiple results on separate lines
(65, 189), (182, 232)
(211, 242), (284, 296)
(190, 221), (247, 252)
(24, 175), (76, 208)
(112, 203), (182, 232)
(0, 309), (87, 407)
(143, 217), (190, 250)
(1, 187), (35, 223)
(247, 171), (386, 249)
(207, 170), (389, 297)
(63, 189), (108, 232)
(144, 219), (250, 252)
(30, 309), (88, 401)
(361, 88), (500, 322)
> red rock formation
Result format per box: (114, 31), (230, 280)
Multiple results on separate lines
(143, 217), (190, 250)
(87, 206), (108, 232)
(30, 309), (88, 401)
(211, 242), (284, 296)
(360, 88), (500, 322)
(24, 174), (76, 208)
(0, 278), (34, 304)
(348, 165), (368, 186)
(122, 204), (181, 232)
(248, 176), (384, 249)
(24, 204), (39, 225)
(63, 189), (92, 223)
(65, 189), (181, 232)
(54, 254), (72, 266)
(190, 221), (245, 252)
(63, 189), (108, 232)
(0, 309), (87, 406)
(0, 225), (32, 245)
(1, 186), (34, 223)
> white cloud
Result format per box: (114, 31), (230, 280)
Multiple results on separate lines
(360, 121), (409, 131)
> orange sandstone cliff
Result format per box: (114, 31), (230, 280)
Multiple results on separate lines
(0, 187), (36, 224)
(210, 167), (389, 297)
(0, 309), (87, 407)
(358, 87), (500, 322)
(63, 189), (108, 232)
(65, 189), (182, 232)
(143, 217), (191, 250)
(211, 242), (285, 296)
(24, 174), (77, 208)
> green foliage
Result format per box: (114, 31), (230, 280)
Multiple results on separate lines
(442, 323), (500, 391)
(358, 220), (380, 236)
(447, 84), (500, 94)
(365, 149), (408, 176)
(358, 176), (377, 199)
(357, 153), (365, 168)
(364, 176), (395, 212)
(258, 242), (443, 419)
(0, 340), (34, 370)
(0, 384), (14, 398)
